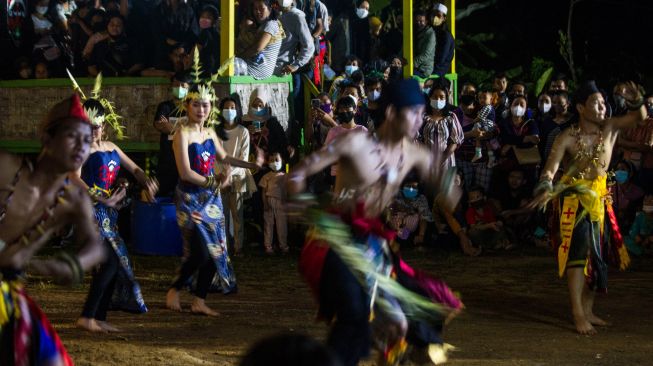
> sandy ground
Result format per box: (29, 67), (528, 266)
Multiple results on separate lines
(29, 248), (653, 366)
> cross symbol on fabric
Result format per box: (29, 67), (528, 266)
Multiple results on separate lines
(561, 242), (570, 253)
(563, 207), (575, 219)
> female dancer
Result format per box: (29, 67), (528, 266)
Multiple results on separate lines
(166, 84), (264, 316)
(73, 98), (158, 332)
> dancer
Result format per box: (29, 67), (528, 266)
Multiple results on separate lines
(71, 91), (158, 332)
(528, 80), (646, 335)
(0, 95), (105, 365)
(289, 79), (463, 366)
(166, 78), (264, 316)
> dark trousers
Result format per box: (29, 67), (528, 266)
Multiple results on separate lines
(319, 249), (371, 366)
(171, 229), (217, 299)
(81, 240), (119, 321)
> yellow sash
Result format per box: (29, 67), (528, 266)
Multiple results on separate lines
(557, 176), (608, 277)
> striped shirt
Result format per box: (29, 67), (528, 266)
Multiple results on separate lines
(248, 20), (285, 80)
(421, 112), (464, 169)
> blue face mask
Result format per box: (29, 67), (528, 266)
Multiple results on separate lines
(222, 109), (238, 123)
(614, 170), (629, 184)
(423, 88), (431, 96)
(250, 107), (267, 117)
(402, 187), (418, 199)
(344, 65), (358, 76)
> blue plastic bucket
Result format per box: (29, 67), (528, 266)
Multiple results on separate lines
(131, 197), (183, 256)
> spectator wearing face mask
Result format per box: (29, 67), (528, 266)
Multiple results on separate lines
(497, 95), (540, 179)
(542, 90), (574, 161)
(153, 71), (192, 197)
(413, 10), (435, 78)
(364, 75), (386, 131)
(328, 55), (362, 103)
(197, 5), (221, 75)
(348, 1), (372, 65)
(387, 178), (434, 249)
(216, 97), (254, 257)
(87, 13), (144, 76)
(618, 93), (653, 192)
(611, 81), (630, 117)
(324, 95), (368, 182)
(624, 195), (653, 256)
(259, 151), (288, 255)
(431, 2), (454, 77)
(611, 160), (645, 231)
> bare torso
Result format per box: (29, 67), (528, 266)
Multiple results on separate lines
(554, 123), (619, 180)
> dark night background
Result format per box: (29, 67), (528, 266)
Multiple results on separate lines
(455, 0), (653, 90)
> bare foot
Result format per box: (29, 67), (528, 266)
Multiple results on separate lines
(96, 321), (120, 332)
(166, 288), (182, 312)
(190, 298), (219, 317)
(76, 317), (106, 333)
(573, 313), (597, 335)
(586, 313), (610, 326)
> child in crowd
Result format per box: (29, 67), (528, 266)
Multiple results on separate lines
(465, 185), (511, 250)
(491, 168), (533, 245)
(387, 178), (434, 249)
(472, 87), (498, 167)
(259, 152), (288, 255)
(625, 195), (653, 256)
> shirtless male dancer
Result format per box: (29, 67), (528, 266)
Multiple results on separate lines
(0, 94), (105, 364)
(528, 80), (646, 335)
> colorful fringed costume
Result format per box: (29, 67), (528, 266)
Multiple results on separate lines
(1, 272), (74, 366)
(81, 150), (147, 315)
(552, 175), (630, 291)
(299, 203), (461, 365)
(174, 139), (236, 294)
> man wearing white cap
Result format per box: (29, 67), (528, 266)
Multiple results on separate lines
(431, 2), (455, 76)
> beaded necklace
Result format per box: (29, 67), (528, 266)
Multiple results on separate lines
(571, 124), (605, 179)
(0, 159), (67, 247)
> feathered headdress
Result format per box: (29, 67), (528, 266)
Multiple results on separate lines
(178, 47), (234, 126)
(66, 69), (126, 139)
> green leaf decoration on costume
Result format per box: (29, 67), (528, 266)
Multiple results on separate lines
(66, 68), (86, 100)
(91, 73), (102, 99)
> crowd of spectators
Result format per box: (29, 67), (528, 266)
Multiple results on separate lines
(5, 0), (653, 258)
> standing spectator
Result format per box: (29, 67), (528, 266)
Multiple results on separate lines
(364, 75), (386, 130)
(154, 0), (199, 65)
(492, 72), (510, 118)
(153, 71), (191, 197)
(349, 1), (372, 65)
(421, 78), (464, 170)
(431, 2), (454, 76)
(296, 0), (324, 57)
(197, 5), (221, 75)
(217, 97), (254, 257)
(542, 90), (574, 161)
(413, 10), (435, 78)
(328, 55), (362, 102)
(242, 87), (293, 161)
(235, 0), (285, 79)
(87, 13), (143, 76)
(324, 96), (368, 182)
(307, 92), (337, 151)
(259, 152), (289, 254)
(368, 16), (384, 62)
(379, 0), (403, 59)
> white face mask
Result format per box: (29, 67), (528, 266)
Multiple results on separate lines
(368, 90), (381, 102)
(281, 0), (293, 7)
(269, 161), (282, 171)
(36, 6), (48, 15)
(356, 8), (369, 19)
(222, 109), (237, 123)
(430, 99), (446, 110)
(540, 102), (551, 114)
(511, 105), (525, 117)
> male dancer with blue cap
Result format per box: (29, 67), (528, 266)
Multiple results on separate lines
(289, 79), (463, 366)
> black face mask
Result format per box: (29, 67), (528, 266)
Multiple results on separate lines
(460, 94), (475, 106)
(389, 66), (402, 80)
(337, 111), (355, 123)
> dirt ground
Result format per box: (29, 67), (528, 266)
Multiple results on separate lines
(29, 246), (653, 366)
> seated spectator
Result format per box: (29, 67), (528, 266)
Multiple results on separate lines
(234, 0), (285, 79)
(541, 90), (574, 160)
(387, 178), (434, 249)
(421, 77), (463, 170)
(155, 0), (199, 63)
(328, 55), (362, 102)
(490, 168), (534, 245)
(68, 1), (98, 73)
(453, 92), (497, 192)
(306, 92), (336, 151)
(535, 90), (552, 121)
(387, 54), (404, 81)
(497, 95), (540, 174)
(364, 74), (386, 130)
(465, 185), (511, 250)
(15, 57), (33, 79)
(364, 59), (390, 82)
(625, 195), (653, 256)
(611, 160), (645, 230)
(324, 95), (368, 181)
(618, 93), (653, 191)
(34, 60), (50, 79)
(30, 0), (70, 74)
(197, 5), (221, 75)
(431, 2), (454, 76)
(413, 10), (435, 77)
(141, 43), (190, 77)
(548, 73), (568, 92)
(87, 13), (143, 76)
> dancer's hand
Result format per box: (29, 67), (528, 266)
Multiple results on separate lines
(104, 186), (126, 208)
(141, 176), (159, 203)
(526, 190), (549, 211)
(623, 81), (644, 105)
(254, 147), (265, 169)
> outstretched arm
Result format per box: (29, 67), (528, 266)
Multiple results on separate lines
(287, 135), (351, 195)
(209, 129), (263, 170)
(109, 141), (158, 201)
